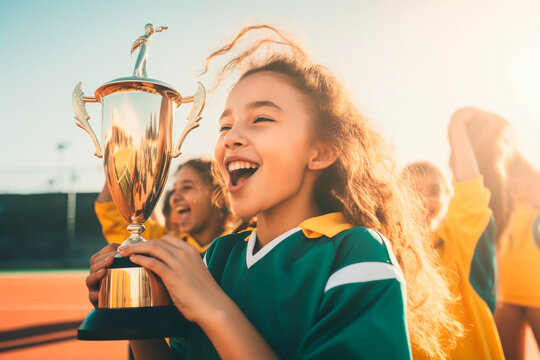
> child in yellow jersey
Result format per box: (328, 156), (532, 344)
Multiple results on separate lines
(94, 158), (236, 254)
(94, 158), (240, 360)
(495, 153), (540, 359)
(403, 107), (505, 360)
(86, 25), (460, 359)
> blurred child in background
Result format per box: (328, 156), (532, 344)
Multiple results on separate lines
(95, 157), (235, 253)
(495, 154), (540, 359)
(403, 107), (505, 359)
(464, 113), (540, 359)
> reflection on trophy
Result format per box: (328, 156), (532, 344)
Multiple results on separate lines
(72, 24), (205, 340)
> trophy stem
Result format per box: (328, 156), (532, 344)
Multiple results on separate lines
(121, 224), (146, 247)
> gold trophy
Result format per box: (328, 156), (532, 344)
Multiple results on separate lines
(73, 24), (205, 340)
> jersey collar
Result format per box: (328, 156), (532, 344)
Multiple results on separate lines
(245, 212), (353, 268)
(246, 227), (302, 268)
(298, 212), (353, 238)
(177, 232), (213, 253)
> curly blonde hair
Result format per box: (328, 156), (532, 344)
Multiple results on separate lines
(203, 24), (462, 358)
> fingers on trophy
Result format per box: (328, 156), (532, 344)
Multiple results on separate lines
(72, 23), (205, 340)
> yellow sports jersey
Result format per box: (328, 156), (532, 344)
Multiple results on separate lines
(432, 177), (503, 359)
(94, 201), (211, 253)
(498, 203), (540, 307)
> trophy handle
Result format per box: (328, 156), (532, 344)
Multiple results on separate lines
(171, 82), (206, 158)
(72, 82), (103, 158)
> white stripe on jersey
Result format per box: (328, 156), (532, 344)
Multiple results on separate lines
(324, 262), (404, 292)
(203, 253), (208, 267)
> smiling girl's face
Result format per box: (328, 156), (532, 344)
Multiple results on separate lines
(170, 165), (217, 235)
(214, 71), (320, 219)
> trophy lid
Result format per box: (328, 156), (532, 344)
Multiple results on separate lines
(94, 76), (182, 104)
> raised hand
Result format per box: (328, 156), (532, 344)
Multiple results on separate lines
(447, 107), (483, 182)
(448, 106), (482, 133)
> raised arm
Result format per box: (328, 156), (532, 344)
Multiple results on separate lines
(96, 182), (112, 203)
(94, 182), (130, 244)
(448, 107), (482, 182)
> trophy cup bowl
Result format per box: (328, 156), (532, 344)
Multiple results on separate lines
(72, 24), (205, 340)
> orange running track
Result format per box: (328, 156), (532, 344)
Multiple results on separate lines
(0, 271), (127, 360)
(1, 270), (539, 359)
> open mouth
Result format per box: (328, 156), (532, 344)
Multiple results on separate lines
(175, 206), (191, 215)
(228, 160), (259, 187)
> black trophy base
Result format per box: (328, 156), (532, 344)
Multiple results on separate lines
(77, 306), (195, 340)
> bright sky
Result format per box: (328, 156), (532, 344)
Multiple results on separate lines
(1, 0), (539, 194)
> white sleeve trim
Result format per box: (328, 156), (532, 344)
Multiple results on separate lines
(324, 262), (404, 292)
(203, 253), (208, 267)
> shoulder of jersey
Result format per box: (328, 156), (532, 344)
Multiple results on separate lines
(330, 227), (393, 261)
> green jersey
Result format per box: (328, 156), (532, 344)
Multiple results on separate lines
(171, 212), (411, 359)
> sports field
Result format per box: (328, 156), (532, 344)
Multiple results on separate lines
(0, 270), (127, 360)
(1, 270), (539, 359)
